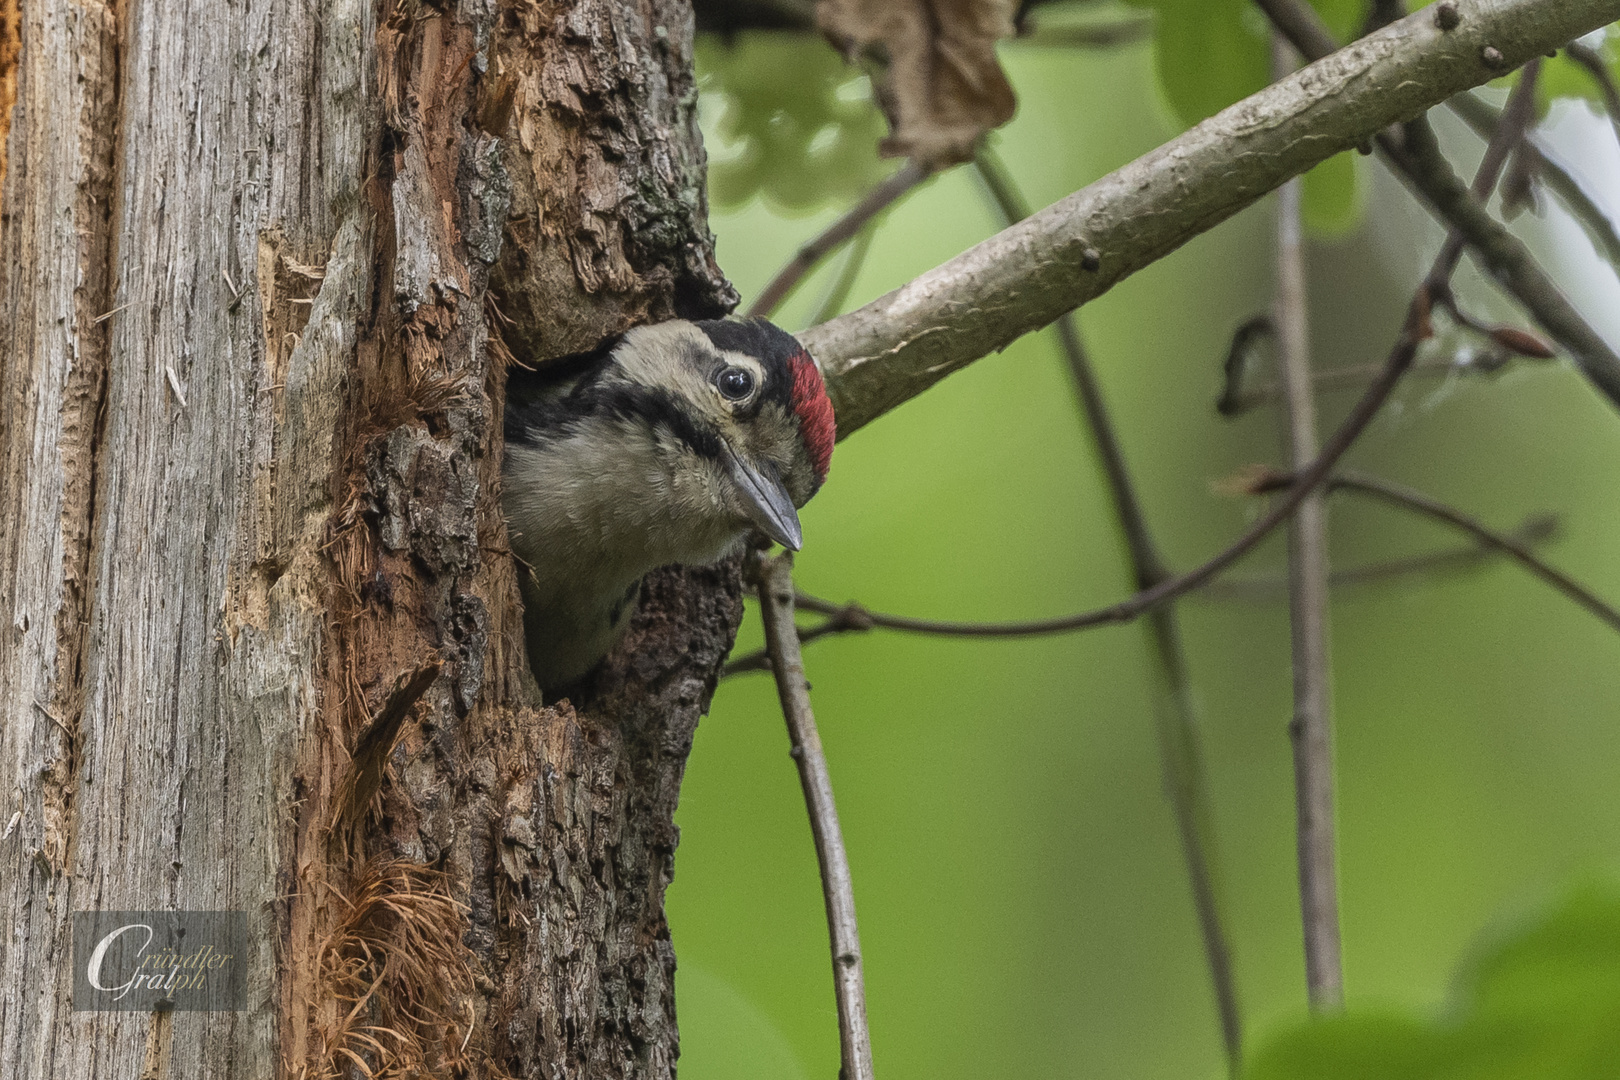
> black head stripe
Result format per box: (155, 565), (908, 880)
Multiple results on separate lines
(694, 318), (802, 412)
(596, 381), (723, 460)
(504, 336), (723, 462)
(504, 334), (622, 444)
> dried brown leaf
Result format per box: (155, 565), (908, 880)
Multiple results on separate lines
(817, 0), (1017, 166)
(1211, 463), (1291, 498)
(1489, 325), (1557, 359)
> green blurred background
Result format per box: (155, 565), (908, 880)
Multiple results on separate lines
(666, 7), (1620, 1078)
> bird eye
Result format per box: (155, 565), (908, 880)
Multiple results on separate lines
(716, 366), (754, 401)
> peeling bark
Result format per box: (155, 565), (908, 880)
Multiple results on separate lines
(2, 0), (736, 1077)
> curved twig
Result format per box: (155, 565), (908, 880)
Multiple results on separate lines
(1330, 473), (1620, 632)
(746, 162), (931, 320)
(729, 473), (1613, 665)
(1566, 41), (1620, 148)
(1201, 512), (1560, 597)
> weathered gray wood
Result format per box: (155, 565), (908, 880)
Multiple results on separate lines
(1, 0), (371, 1072)
(8, 0), (1612, 1076)
(5, 0), (739, 1075)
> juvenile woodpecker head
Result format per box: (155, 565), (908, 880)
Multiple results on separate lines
(502, 317), (835, 694)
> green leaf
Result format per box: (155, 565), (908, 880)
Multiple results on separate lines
(1243, 876), (1620, 1080)
(697, 33), (891, 213)
(1122, 0), (1363, 126)
(1537, 30), (1619, 114)
(1123, 0), (1367, 233)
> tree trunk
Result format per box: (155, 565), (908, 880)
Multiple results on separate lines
(0, 0), (737, 1076)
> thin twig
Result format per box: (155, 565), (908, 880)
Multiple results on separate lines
(1244, 469), (1620, 632)
(747, 162), (931, 320)
(1012, 14), (1156, 49)
(1447, 93), (1620, 273)
(1566, 41), (1620, 149)
(975, 146), (1243, 1065)
(1253, 0), (1620, 411)
(1329, 474), (1620, 632)
(725, 496), (1577, 666)
(810, 224), (877, 327)
(1201, 511), (1560, 598)
(1272, 31), (1342, 1013)
(753, 551), (875, 1080)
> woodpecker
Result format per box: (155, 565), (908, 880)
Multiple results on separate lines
(502, 317), (836, 695)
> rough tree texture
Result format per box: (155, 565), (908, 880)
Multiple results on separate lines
(0, 0), (739, 1077)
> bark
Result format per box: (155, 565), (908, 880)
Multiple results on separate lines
(1, 1), (736, 1079)
(4, 1), (1616, 1078)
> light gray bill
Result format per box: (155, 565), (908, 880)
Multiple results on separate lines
(723, 442), (803, 551)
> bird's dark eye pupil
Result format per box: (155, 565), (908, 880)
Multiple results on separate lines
(718, 367), (754, 400)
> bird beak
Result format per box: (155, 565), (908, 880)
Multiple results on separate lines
(722, 442), (803, 551)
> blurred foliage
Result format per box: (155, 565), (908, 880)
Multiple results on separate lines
(682, 13), (1620, 1080)
(1119, 0), (1361, 124)
(697, 33), (892, 213)
(1537, 35), (1620, 114)
(695, 8), (1615, 234)
(1120, 0), (1366, 232)
(1245, 877), (1620, 1079)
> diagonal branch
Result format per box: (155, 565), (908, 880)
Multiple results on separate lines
(1447, 93), (1620, 273)
(804, 0), (1620, 437)
(753, 551), (876, 1080)
(1254, 0), (1620, 411)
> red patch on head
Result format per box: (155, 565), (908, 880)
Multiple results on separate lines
(788, 350), (835, 485)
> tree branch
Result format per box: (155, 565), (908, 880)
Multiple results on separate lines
(1328, 473), (1620, 632)
(1447, 92), (1620, 273)
(1566, 40), (1620, 148)
(1254, 0), (1620, 411)
(804, 0), (1620, 437)
(974, 147), (1244, 1066)
(753, 551), (875, 1080)
(1271, 34), (1342, 1012)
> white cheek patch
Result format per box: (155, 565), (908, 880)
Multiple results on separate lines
(615, 322), (717, 407)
